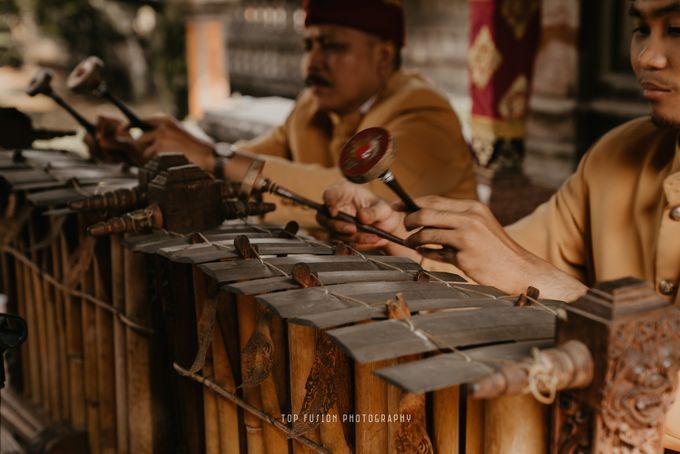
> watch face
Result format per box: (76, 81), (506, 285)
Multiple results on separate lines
(339, 127), (392, 183)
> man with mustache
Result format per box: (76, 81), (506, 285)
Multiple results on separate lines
(320, 0), (680, 448)
(94, 0), (477, 228)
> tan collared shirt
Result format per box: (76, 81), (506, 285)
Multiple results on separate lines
(507, 117), (680, 307)
(237, 70), (478, 227)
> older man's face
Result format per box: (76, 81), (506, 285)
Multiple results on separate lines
(630, 0), (680, 128)
(302, 25), (394, 114)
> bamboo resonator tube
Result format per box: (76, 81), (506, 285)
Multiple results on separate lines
(67, 56), (152, 131)
(339, 127), (419, 212)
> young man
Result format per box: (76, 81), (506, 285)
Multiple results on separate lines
(94, 0), (477, 227)
(319, 0), (680, 447)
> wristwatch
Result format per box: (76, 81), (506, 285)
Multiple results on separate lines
(213, 142), (235, 180)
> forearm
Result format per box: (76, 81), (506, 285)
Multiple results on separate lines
(516, 254), (589, 301)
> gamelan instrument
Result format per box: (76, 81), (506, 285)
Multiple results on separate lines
(1, 142), (678, 454)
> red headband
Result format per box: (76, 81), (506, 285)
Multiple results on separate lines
(304, 0), (405, 47)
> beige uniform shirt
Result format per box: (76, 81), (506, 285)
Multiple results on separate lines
(507, 117), (680, 306)
(507, 117), (680, 449)
(421, 117), (680, 447)
(237, 70), (477, 227)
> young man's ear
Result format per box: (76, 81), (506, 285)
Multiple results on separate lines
(376, 41), (397, 77)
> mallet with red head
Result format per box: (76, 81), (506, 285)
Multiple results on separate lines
(339, 127), (419, 212)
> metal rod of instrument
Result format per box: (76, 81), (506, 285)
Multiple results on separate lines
(381, 170), (419, 212)
(101, 91), (153, 132)
(261, 180), (409, 247)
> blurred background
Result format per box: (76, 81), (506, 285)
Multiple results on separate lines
(0, 0), (648, 188)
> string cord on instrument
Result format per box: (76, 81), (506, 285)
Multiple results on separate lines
(498, 294), (561, 318)
(195, 230), (290, 277)
(174, 363), (331, 454)
(0, 244), (154, 336)
(522, 347), (559, 404)
(182, 223), (555, 378)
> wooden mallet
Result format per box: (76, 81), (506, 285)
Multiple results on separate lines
(339, 127), (419, 212)
(67, 56), (153, 131)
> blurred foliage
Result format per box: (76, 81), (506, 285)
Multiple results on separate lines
(0, 0), (19, 14)
(27, 0), (188, 117)
(149, 3), (188, 117)
(0, 0), (22, 67)
(32, 0), (140, 97)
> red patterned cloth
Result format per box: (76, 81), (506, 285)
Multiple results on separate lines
(304, 0), (405, 47)
(468, 0), (541, 167)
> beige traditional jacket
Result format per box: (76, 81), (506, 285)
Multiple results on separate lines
(507, 117), (679, 307)
(422, 117), (680, 448)
(237, 70), (478, 228)
(508, 117), (680, 449)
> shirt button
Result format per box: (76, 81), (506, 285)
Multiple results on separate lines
(658, 279), (677, 296)
(671, 206), (680, 221)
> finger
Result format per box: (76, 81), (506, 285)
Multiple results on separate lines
(404, 209), (468, 231)
(142, 115), (177, 127)
(357, 200), (394, 225)
(413, 195), (483, 214)
(316, 212), (357, 235)
(96, 114), (123, 128)
(322, 184), (355, 210)
(142, 142), (160, 162)
(406, 227), (461, 250)
(416, 245), (458, 264)
(352, 232), (384, 246)
(137, 130), (158, 149)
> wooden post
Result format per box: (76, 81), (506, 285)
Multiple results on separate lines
(354, 360), (390, 454)
(50, 217), (70, 422)
(59, 232), (87, 429)
(94, 244), (117, 454)
(81, 248), (101, 454)
(239, 296), (266, 454)
(111, 235), (129, 454)
(192, 268), (221, 454)
(27, 220), (50, 412)
(60, 231), (86, 430)
(552, 278), (680, 453)
(13, 258), (30, 400)
(484, 395), (545, 454)
(124, 248), (153, 453)
(433, 386), (459, 454)
(43, 248), (62, 421)
(178, 0), (237, 118)
(288, 323), (321, 454)
(211, 292), (241, 454)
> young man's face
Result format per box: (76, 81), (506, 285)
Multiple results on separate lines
(302, 25), (395, 114)
(630, 0), (680, 128)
